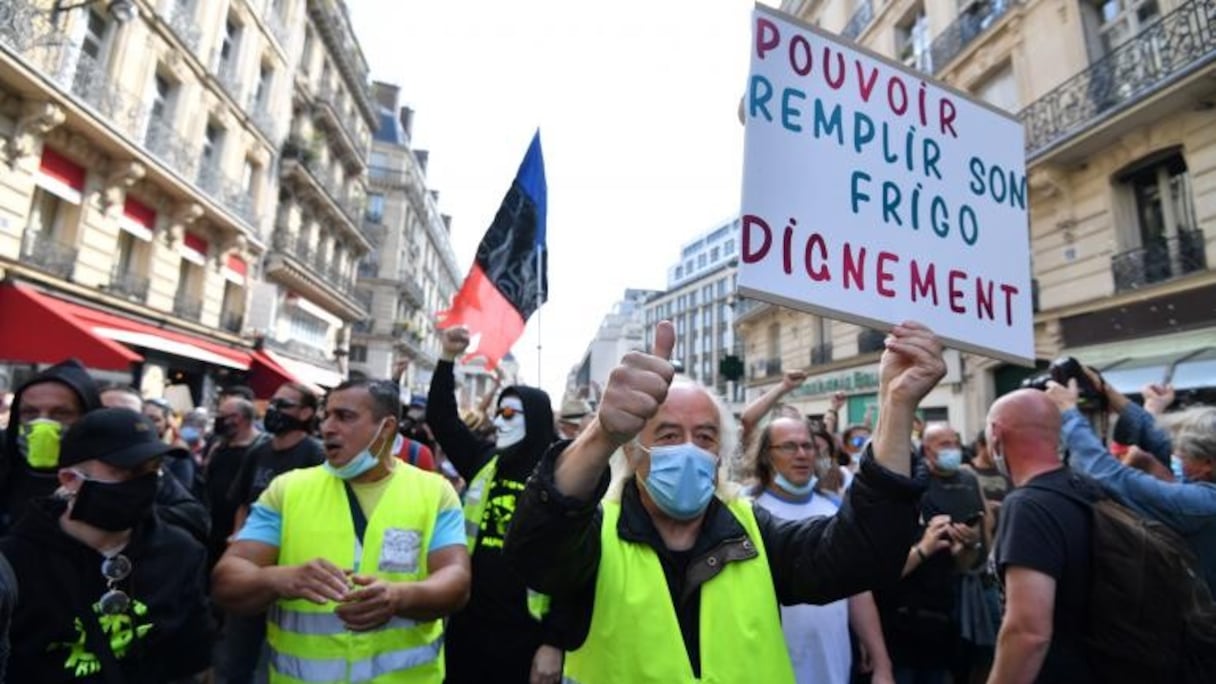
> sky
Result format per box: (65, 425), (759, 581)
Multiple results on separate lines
(348, 0), (774, 401)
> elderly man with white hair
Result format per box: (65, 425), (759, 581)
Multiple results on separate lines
(505, 320), (945, 684)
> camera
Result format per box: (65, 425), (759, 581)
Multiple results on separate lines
(1020, 356), (1108, 411)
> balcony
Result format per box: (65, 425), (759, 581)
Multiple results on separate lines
(214, 59), (244, 104)
(108, 265), (150, 302)
(930, 0), (1017, 73)
(250, 106), (279, 143)
(196, 163), (256, 227)
(221, 310), (244, 334)
(266, 230), (366, 319)
(280, 140), (368, 247)
(841, 0), (874, 41)
(811, 342), (833, 365)
(315, 81), (369, 166)
(1019, 0), (1216, 160)
(1111, 229), (1207, 293)
(305, 0), (376, 124)
(358, 256), (380, 279)
(173, 292), (204, 322)
(164, 2), (203, 56)
(401, 276), (425, 308)
(751, 358), (783, 380)
(20, 231), (77, 280)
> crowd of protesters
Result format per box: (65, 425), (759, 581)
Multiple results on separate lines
(0, 318), (1212, 683)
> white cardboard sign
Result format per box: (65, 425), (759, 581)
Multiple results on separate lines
(740, 6), (1033, 366)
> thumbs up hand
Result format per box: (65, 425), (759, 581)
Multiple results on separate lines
(597, 320), (677, 448)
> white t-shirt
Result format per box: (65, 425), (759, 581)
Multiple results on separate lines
(755, 489), (852, 684)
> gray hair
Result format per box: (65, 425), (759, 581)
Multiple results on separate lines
(1159, 406), (1216, 462)
(606, 375), (742, 502)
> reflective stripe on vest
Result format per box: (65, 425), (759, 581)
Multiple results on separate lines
(270, 465), (447, 683)
(269, 605), (418, 635)
(563, 497), (796, 684)
(270, 637), (443, 683)
(462, 456), (551, 622)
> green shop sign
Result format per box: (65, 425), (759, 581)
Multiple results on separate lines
(790, 366), (880, 398)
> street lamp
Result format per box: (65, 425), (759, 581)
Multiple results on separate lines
(51, 0), (137, 26)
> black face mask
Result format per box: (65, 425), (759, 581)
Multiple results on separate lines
(69, 472), (159, 532)
(263, 406), (310, 435)
(214, 416), (237, 438)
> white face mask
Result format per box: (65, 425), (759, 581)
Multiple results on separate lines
(493, 397), (526, 449)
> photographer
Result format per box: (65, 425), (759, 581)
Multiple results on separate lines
(1045, 378), (1216, 594)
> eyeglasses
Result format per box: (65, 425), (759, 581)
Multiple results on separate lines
(99, 553), (133, 615)
(770, 441), (818, 456)
(496, 407), (521, 420)
(270, 399), (300, 410)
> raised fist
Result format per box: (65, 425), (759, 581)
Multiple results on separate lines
(439, 326), (470, 361)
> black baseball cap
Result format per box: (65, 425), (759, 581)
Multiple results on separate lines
(60, 408), (187, 469)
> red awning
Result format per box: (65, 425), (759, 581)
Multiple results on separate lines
(61, 300), (251, 370)
(248, 349), (322, 399)
(0, 282), (142, 370)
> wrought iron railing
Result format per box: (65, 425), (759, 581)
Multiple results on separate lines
(173, 293), (204, 321)
(251, 105), (279, 142)
(0, 23), (259, 231)
(280, 145), (362, 229)
(196, 162), (257, 226)
(1019, 0), (1216, 158)
(1111, 229), (1207, 292)
(842, 0), (874, 41)
(221, 310), (244, 334)
(21, 231), (77, 280)
(811, 342), (833, 365)
(165, 2), (203, 56)
(109, 264), (150, 302)
(317, 81), (369, 162)
(401, 276), (424, 307)
(306, 0), (376, 122)
(930, 0), (1017, 72)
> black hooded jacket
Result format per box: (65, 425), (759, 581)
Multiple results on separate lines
(0, 360), (101, 528)
(427, 360), (563, 683)
(0, 497), (213, 683)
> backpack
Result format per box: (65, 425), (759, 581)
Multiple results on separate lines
(1026, 481), (1216, 683)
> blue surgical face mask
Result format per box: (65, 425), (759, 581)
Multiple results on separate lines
(774, 472), (815, 498)
(180, 425), (201, 445)
(324, 419), (387, 480)
(1172, 454), (1188, 483)
(637, 441), (717, 521)
(936, 448), (963, 473)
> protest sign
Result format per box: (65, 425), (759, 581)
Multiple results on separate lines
(740, 5), (1033, 365)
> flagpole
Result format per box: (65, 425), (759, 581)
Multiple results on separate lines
(535, 245), (544, 385)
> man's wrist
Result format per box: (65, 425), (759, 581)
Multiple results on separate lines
(389, 581), (413, 616)
(440, 352), (458, 362)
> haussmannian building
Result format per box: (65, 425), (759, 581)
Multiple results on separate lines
(745, 0), (1216, 437)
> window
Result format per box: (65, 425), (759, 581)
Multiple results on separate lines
(1094, 0), (1160, 51)
(253, 64), (273, 108)
(675, 266), (682, 278)
(896, 6), (932, 73)
(349, 345), (368, 363)
(1113, 152), (1203, 289)
(217, 17), (241, 74)
(974, 63), (1019, 113)
(717, 279), (726, 297)
(366, 193), (385, 223)
(724, 239), (735, 255)
(698, 254), (707, 268)
(115, 231), (138, 274)
(288, 310), (328, 350)
(26, 187), (65, 238)
(242, 159), (256, 194)
(143, 73), (177, 151)
(72, 9), (111, 91)
(689, 291), (697, 307)
(711, 247), (720, 262)
(201, 124), (223, 169)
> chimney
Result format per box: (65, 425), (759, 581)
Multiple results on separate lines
(398, 106), (414, 143)
(414, 149), (429, 174)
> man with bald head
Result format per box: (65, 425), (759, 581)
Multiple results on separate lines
(506, 320), (944, 683)
(986, 389), (1098, 682)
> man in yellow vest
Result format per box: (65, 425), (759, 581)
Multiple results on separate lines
(505, 320), (946, 683)
(212, 378), (471, 683)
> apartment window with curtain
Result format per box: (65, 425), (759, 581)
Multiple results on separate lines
(896, 6), (932, 72)
(1112, 151), (1204, 290)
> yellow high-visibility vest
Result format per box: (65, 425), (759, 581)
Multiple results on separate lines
(563, 497), (795, 683)
(269, 465), (447, 683)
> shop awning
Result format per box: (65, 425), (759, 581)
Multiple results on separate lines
(264, 349), (343, 390)
(249, 349), (308, 399)
(1170, 348), (1216, 391)
(62, 302), (251, 370)
(0, 282), (142, 370)
(1098, 353), (1176, 394)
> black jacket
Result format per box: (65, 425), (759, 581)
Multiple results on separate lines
(154, 468), (210, 548)
(0, 360), (102, 529)
(0, 497), (213, 683)
(504, 443), (924, 677)
(426, 360), (567, 683)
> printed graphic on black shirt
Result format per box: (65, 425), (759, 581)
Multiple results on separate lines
(477, 478), (526, 550)
(51, 599), (153, 677)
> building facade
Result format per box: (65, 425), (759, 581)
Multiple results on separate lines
(641, 219), (745, 406)
(0, 0), (300, 403)
(253, 0), (374, 390)
(567, 288), (660, 404)
(760, 0), (1216, 436)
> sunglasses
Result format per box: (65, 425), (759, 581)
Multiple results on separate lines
(270, 398), (301, 410)
(99, 553), (133, 615)
(496, 406), (521, 420)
